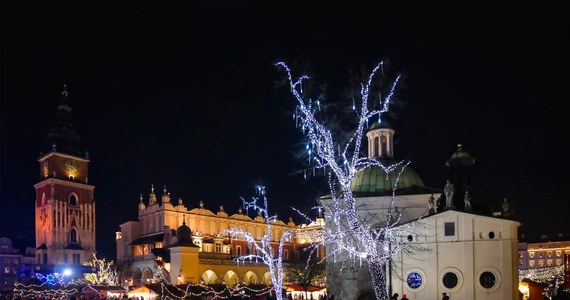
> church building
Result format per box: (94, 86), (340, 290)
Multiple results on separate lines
(321, 121), (521, 300)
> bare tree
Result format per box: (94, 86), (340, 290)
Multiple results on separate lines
(228, 185), (295, 300)
(276, 61), (426, 300)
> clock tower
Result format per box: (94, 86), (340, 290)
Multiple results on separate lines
(34, 84), (96, 274)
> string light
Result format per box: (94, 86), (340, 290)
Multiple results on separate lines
(82, 252), (119, 286)
(227, 185), (295, 300)
(276, 60), (422, 300)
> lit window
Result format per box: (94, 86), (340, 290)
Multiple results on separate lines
(4, 267), (9, 274)
(236, 246), (241, 256)
(284, 249), (289, 260)
(547, 259), (553, 266)
(215, 243), (222, 253)
(556, 251), (562, 257)
(556, 259), (562, 265)
(548, 251), (552, 258)
(519, 252), (524, 259)
(529, 252), (535, 258)
(529, 261), (535, 267)
(538, 260), (544, 267)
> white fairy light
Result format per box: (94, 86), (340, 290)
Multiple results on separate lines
(227, 185), (294, 300)
(276, 61), (423, 300)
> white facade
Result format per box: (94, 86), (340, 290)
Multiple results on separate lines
(391, 210), (521, 300)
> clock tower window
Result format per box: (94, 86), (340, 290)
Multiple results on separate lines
(69, 194), (78, 206)
(70, 228), (78, 243)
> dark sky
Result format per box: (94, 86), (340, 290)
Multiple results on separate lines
(1, 2), (569, 260)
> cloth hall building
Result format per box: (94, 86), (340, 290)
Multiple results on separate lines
(115, 187), (325, 288)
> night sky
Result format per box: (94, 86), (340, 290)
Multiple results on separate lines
(1, 2), (569, 260)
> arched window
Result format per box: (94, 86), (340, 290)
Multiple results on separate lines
(373, 137), (380, 157)
(69, 194), (78, 206)
(381, 135), (388, 157)
(70, 228), (78, 243)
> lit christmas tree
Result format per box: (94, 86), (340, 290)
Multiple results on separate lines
(276, 61), (426, 300)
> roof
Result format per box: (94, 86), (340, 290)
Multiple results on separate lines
(130, 233), (163, 245)
(65, 243), (85, 250)
(348, 158), (428, 196)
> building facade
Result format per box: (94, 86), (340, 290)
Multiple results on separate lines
(0, 237), (35, 292)
(115, 187), (325, 288)
(33, 85), (96, 275)
(320, 122), (521, 300)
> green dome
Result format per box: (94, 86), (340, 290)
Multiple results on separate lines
(446, 144), (476, 167)
(350, 158), (425, 195)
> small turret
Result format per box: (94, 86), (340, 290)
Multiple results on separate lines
(138, 194), (146, 213)
(162, 185), (171, 203)
(149, 184), (157, 205)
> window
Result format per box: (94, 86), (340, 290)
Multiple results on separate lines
(548, 251), (552, 257)
(63, 254), (68, 263)
(444, 222), (455, 236)
(407, 272), (423, 289)
(529, 252), (535, 258)
(538, 260), (544, 267)
(547, 259), (553, 266)
(37, 254), (40, 264)
(443, 272), (458, 289)
(519, 252), (524, 259)
(373, 137), (379, 157)
(479, 272), (496, 289)
(215, 243), (222, 253)
(73, 254), (80, 265)
(0, 245), (8, 253)
(556, 250), (562, 257)
(488, 231), (495, 239)
(236, 246), (242, 256)
(529, 261), (535, 267)
(4, 267), (9, 274)
(380, 135), (388, 156)
(69, 194), (78, 206)
(70, 228), (78, 243)
(43, 253), (47, 264)
(284, 249), (289, 260)
(556, 259), (562, 265)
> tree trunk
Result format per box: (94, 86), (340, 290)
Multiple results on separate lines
(368, 260), (388, 300)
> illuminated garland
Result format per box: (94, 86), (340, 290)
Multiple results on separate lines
(520, 265), (564, 283)
(227, 185), (294, 300)
(277, 61), (426, 300)
(159, 282), (273, 300)
(13, 273), (82, 298)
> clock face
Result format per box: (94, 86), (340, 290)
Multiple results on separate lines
(407, 272), (423, 289)
(65, 159), (78, 172)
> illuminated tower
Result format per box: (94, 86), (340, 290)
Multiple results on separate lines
(34, 84), (96, 274)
